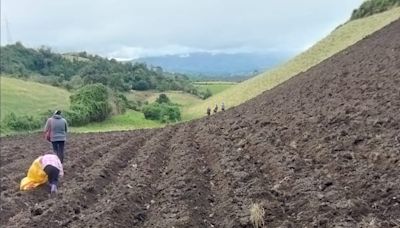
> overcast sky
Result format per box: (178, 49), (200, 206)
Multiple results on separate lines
(1, 0), (363, 59)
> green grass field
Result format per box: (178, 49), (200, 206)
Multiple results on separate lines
(186, 7), (400, 119)
(194, 81), (237, 96)
(126, 90), (204, 120)
(0, 77), (70, 120)
(71, 110), (163, 133)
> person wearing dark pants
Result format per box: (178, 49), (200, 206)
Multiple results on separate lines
(40, 152), (64, 194)
(51, 141), (65, 163)
(44, 110), (68, 163)
(44, 165), (60, 192)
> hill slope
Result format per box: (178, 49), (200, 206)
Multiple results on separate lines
(1, 17), (400, 227)
(187, 7), (400, 119)
(0, 77), (70, 119)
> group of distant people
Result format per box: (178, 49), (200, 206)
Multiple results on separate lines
(207, 102), (225, 116)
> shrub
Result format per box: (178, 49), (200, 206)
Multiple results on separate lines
(159, 104), (181, 123)
(200, 88), (212, 100)
(63, 109), (89, 126)
(2, 112), (43, 131)
(142, 103), (162, 120)
(127, 100), (140, 111)
(155, 94), (170, 104)
(68, 83), (112, 126)
(114, 93), (129, 114)
(142, 103), (181, 123)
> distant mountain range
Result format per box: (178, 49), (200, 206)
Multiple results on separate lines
(133, 52), (292, 79)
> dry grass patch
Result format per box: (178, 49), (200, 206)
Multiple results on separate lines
(250, 203), (265, 228)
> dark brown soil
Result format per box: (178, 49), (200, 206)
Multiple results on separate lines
(1, 19), (400, 227)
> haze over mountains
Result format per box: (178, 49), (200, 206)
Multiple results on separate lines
(134, 52), (293, 78)
(1, 0), (365, 80)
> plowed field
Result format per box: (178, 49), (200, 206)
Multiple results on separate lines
(1, 19), (400, 227)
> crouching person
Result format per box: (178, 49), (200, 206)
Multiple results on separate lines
(40, 152), (64, 194)
(20, 152), (64, 194)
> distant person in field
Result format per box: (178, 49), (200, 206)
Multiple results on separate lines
(214, 104), (218, 114)
(207, 107), (211, 116)
(44, 110), (68, 163)
(221, 102), (225, 111)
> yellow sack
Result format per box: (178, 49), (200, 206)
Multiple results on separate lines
(20, 158), (48, 191)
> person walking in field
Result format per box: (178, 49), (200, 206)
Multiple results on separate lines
(221, 102), (225, 111)
(207, 107), (211, 116)
(214, 104), (218, 114)
(44, 110), (68, 163)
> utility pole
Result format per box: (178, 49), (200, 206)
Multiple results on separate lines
(5, 17), (13, 44)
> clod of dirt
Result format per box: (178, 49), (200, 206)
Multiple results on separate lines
(73, 207), (81, 214)
(30, 206), (44, 216)
(134, 211), (146, 222)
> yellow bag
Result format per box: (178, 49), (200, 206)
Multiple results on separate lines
(20, 158), (48, 191)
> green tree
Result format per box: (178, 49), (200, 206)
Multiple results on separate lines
(68, 83), (112, 125)
(134, 80), (150, 90)
(155, 94), (170, 104)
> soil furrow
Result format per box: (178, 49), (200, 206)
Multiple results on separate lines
(142, 123), (215, 227)
(5, 130), (152, 227)
(1, 132), (132, 225)
(67, 126), (177, 227)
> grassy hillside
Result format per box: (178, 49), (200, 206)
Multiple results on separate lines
(0, 76), (216, 134)
(186, 7), (400, 119)
(0, 77), (70, 119)
(194, 81), (237, 96)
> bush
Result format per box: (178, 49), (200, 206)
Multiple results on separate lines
(2, 112), (43, 131)
(127, 100), (141, 111)
(114, 93), (129, 114)
(159, 104), (181, 123)
(68, 83), (112, 126)
(142, 103), (162, 120)
(63, 109), (89, 126)
(142, 103), (181, 123)
(155, 94), (170, 104)
(200, 88), (212, 100)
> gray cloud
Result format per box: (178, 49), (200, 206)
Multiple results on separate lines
(1, 0), (363, 59)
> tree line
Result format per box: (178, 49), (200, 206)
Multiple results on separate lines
(351, 0), (400, 20)
(0, 42), (200, 95)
